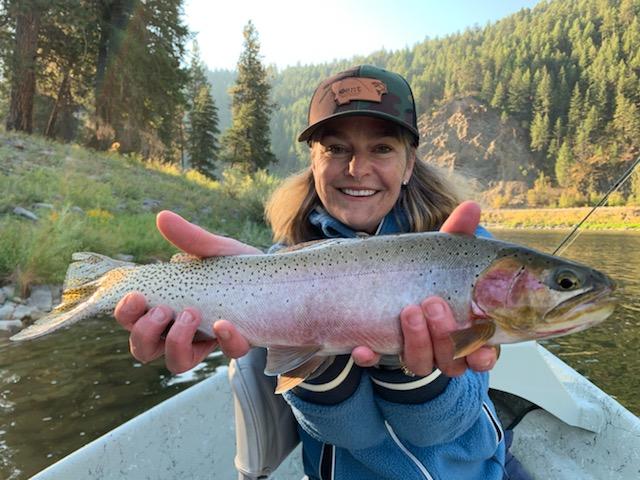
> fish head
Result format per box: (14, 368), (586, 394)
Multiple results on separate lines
(472, 247), (616, 342)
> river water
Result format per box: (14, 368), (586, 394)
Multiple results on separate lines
(0, 229), (638, 479)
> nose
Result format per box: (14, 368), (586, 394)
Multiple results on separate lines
(347, 152), (371, 179)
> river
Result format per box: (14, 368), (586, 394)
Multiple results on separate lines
(0, 229), (638, 479)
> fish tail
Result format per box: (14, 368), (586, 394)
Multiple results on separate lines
(10, 252), (135, 341)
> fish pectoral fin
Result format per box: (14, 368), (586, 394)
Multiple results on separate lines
(275, 356), (328, 394)
(450, 322), (496, 359)
(265, 345), (323, 376)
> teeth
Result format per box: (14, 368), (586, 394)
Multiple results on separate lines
(341, 189), (377, 197)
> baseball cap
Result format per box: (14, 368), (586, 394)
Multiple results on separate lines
(298, 65), (419, 145)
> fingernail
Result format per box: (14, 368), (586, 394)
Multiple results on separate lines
(217, 327), (230, 341)
(407, 311), (423, 328)
(425, 300), (445, 319)
(149, 307), (165, 323)
(178, 310), (194, 325)
(121, 293), (136, 314)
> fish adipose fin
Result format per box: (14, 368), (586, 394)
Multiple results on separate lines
(10, 252), (134, 341)
(275, 356), (328, 394)
(450, 322), (496, 359)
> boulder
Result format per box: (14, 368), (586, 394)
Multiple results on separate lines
(28, 285), (53, 312)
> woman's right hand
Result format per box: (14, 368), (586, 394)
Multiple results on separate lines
(114, 210), (260, 373)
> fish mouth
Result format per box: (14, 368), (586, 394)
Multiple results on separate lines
(537, 286), (617, 337)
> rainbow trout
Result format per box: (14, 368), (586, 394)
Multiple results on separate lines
(10, 233), (616, 392)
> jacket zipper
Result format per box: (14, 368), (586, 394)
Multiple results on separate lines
(384, 421), (434, 480)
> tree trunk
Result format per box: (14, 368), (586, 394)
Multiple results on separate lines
(44, 68), (70, 138)
(5, 8), (40, 133)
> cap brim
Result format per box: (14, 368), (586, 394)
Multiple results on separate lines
(298, 110), (419, 144)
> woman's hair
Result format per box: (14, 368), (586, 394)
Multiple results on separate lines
(265, 127), (462, 245)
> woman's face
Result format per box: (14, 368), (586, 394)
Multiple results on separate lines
(311, 116), (415, 233)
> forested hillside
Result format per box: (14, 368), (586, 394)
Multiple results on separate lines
(2, 0), (639, 205)
(211, 0), (640, 203)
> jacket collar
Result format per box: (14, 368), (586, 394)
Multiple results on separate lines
(308, 204), (410, 239)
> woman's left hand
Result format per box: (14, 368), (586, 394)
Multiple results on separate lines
(351, 200), (499, 376)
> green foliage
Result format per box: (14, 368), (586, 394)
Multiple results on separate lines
(526, 173), (558, 207)
(0, 131), (279, 290)
(221, 20), (276, 172)
(557, 189), (587, 208)
(219, 166), (280, 223)
(186, 46), (221, 179)
(555, 141), (574, 187)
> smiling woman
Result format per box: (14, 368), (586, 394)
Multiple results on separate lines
(310, 116), (414, 233)
(112, 64), (523, 480)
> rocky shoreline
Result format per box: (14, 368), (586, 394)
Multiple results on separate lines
(0, 284), (61, 335)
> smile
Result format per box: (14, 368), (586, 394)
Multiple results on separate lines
(340, 188), (378, 197)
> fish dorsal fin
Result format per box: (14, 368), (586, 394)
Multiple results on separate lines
(64, 252), (134, 290)
(450, 322), (496, 359)
(265, 345), (322, 376)
(275, 356), (328, 394)
(170, 253), (201, 263)
(274, 239), (345, 254)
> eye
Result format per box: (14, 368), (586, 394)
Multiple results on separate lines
(373, 144), (393, 154)
(554, 270), (581, 290)
(326, 144), (350, 156)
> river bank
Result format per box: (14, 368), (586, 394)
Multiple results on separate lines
(481, 206), (640, 230)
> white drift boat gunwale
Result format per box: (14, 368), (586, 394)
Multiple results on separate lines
(31, 342), (640, 480)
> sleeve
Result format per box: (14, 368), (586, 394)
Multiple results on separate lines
(291, 354), (363, 405)
(368, 366), (450, 404)
(374, 370), (490, 447)
(282, 372), (389, 450)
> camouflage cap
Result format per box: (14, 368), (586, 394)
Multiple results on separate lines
(298, 65), (419, 145)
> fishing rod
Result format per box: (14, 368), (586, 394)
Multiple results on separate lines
(552, 154), (640, 256)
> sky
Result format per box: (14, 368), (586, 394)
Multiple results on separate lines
(183, 0), (542, 71)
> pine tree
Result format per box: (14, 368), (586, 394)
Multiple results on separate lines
(530, 111), (550, 152)
(613, 88), (640, 145)
(555, 140), (573, 187)
(188, 84), (220, 178)
(490, 81), (505, 111)
(222, 20), (275, 172)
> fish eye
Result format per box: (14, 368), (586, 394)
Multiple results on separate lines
(554, 269), (581, 290)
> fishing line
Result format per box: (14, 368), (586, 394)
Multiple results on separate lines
(552, 155), (640, 256)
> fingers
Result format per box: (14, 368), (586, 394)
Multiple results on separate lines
(422, 297), (468, 377)
(440, 200), (481, 235)
(114, 292), (148, 331)
(466, 345), (499, 372)
(165, 308), (217, 373)
(399, 304), (434, 376)
(213, 320), (251, 358)
(351, 346), (381, 367)
(129, 304), (175, 364)
(156, 210), (261, 257)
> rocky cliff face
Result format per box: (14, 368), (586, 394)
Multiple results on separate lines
(417, 97), (539, 190)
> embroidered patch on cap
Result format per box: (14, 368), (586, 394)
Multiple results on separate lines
(330, 77), (388, 105)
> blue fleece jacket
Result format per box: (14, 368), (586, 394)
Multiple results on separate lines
(279, 205), (505, 480)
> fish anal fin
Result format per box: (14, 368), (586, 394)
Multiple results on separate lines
(265, 345), (322, 376)
(450, 322), (496, 359)
(275, 356), (328, 394)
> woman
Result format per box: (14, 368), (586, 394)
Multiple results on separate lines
(115, 66), (506, 479)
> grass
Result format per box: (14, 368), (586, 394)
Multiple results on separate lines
(0, 131), (276, 294)
(3, 130), (639, 295)
(481, 207), (640, 230)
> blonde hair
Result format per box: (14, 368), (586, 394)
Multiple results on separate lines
(265, 128), (462, 245)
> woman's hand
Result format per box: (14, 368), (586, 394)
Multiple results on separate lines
(352, 201), (499, 376)
(114, 210), (259, 373)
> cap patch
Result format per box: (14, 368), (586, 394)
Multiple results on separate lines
(330, 77), (388, 106)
